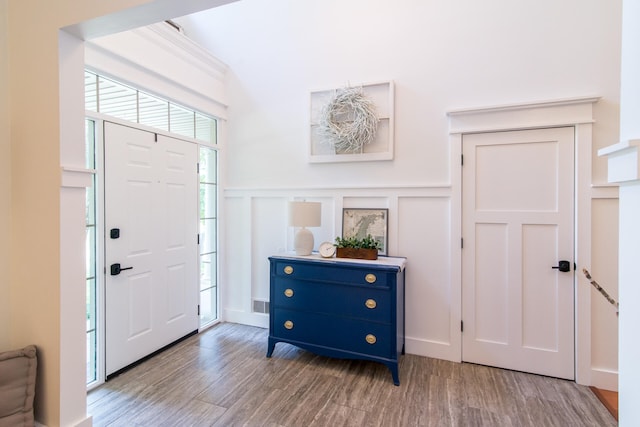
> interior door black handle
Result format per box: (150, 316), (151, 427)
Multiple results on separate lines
(552, 260), (571, 272)
(110, 263), (133, 276)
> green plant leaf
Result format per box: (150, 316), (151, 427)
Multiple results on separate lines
(334, 234), (381, 250)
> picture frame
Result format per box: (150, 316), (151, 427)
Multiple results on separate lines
(342, 208), (388, 255)
(309, 81), (395, 163)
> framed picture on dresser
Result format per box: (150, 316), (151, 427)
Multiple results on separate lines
(342, 208), (388, 255)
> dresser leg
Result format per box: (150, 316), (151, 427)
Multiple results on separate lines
(266, 338), (275, 357)
(390, 365), (400, 386)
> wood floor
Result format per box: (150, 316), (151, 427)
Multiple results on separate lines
(88, 323), (616, 427)
(590, 387), (618, 421)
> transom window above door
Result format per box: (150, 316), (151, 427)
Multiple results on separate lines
(84, 70), (217, 144)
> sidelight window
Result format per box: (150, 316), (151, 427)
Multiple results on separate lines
(85, 119), (98, 386)
(199, 147), (218, 326)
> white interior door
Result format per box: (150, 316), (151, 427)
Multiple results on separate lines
(462, 127), (575, 379)
(104, 122), (199, 376)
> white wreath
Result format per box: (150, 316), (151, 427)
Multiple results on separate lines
(319, 87), (378, 153)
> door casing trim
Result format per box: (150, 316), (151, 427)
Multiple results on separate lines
(447, 96), (600, 386)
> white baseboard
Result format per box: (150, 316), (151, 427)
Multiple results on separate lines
(36, 415), (93, 427)
(405, 335), (460, 362)
(74, 415), (93, 427)
(223, 308), (269, 329)
(591, 368), (618, 391)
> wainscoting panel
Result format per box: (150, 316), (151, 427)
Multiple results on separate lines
(221, 187), (457, 360)
(590, 195), (619, 390)
(398, 196), (458, 361)
(222, 196), (253, 323)
(250, 197), (289, 303)
(222, 182), (621, 377)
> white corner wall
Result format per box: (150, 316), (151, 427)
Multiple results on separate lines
(606, 0), (640, 423)
(176, 0), (622, 385)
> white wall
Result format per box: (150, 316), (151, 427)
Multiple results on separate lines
(617, 182), (640, 425)
(176, 0), (622, 387)
(178, 0), (622, 187)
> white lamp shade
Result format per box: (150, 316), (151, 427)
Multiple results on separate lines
(289, 201), (321, 255)
(288, 201), (321, 227)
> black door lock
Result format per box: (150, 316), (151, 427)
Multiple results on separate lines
(110, 228), (120, 239)
(552, 260), (571, 272)
(110, 263), (133, 276)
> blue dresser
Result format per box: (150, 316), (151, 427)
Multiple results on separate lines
(266, 254), (406, 385)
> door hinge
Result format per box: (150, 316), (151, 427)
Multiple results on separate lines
(154, 133), (158, 142)
(197, 304), (200, 316)
(461, 154), (464, 166)
(197, 162), (200, 174)
(461, 321), (464, 332)
(197, 234), (200, 244)
(461, 238), (464, 249)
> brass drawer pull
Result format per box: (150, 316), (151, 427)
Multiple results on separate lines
(284, 288), (294, 297)
(284, 320), (294, 330)
(365, 273), (376, 284)
(365, 334), (377, 344)
(365, 299), (377, 309)
(284, 265), (293, 275)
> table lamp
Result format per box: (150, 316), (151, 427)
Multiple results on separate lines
(289, 201), (321, 255)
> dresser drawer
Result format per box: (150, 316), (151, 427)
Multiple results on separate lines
(272, 308), (393, 359)
(273, 279), (391, 323)
(273, 260), (390, 288)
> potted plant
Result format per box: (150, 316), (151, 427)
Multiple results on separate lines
(334, 234), (381, 260)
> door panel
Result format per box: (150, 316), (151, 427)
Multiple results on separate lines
(522, 224), (560, 351)
(474, 140), (560, 211)
(104, 122), (198, 376)
(474, 223), (508, 344)
(128, 273), (153, 338)
(462, 127), (575, 380)
(157, 136), (198, 339)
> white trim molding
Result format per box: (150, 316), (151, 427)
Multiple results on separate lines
(598, 139), (640, 183)
(447, 96), (600, 134)
(85, 22), (229, 120)
(61, 166), (96, 189)
(142, 22), (227, 81)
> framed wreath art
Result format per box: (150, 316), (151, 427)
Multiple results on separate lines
(319, 87), (378, 153)
(309, 81), (394, 163)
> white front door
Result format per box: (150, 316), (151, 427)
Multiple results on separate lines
(462, 127), (575, 379)
(104, 122), (199, 376)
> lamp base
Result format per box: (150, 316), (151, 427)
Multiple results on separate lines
(294, 227), (314, 256)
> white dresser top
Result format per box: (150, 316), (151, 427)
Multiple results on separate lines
(270, 252), (407, 271)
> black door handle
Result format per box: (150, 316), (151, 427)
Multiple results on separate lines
(552, 260), (571, 272)
(110, 263), (133, 276)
